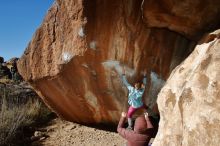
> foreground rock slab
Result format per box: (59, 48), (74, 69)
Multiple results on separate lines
(153, 30), (220, 146)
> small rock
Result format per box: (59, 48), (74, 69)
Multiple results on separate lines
(34, 131), (43, 137)
(40, 136), (46, 141)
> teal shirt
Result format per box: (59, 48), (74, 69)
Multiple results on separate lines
(122, 75), (147, 108)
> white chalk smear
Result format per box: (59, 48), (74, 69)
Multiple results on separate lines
(102, 60), (135, 77)
(81, 63), (89, 68)
(78, 27), (85, 37)
(89, 41), (97, 50)
(150, 72), (165, 88)
(147, 71), (165, 109)
(62, 52), (73, 63)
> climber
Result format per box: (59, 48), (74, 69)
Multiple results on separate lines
(121, 66), (148, 129)
(117, 112), (156, 146)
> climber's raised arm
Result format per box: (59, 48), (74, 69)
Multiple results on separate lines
(141, 69), (147, 89)
(121, 66), (132, 89)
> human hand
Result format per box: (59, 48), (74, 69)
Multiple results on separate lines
(144, 112), (148, 118)
(121, 112), (126, 117)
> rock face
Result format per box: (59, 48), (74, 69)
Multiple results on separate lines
(0, 57), (22, 82)
(17, 0), (220, 125)
(153, 30), (220, 146)
(142, 0), (220, 39)
(0, 57), (11, 79)
(17, 0), (194, 124)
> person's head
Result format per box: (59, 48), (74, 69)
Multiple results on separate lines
(134, 82), (141, 90)
(134, 116), (148, 134)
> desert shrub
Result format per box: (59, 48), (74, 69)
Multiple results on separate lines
(0, 84), (51, 146)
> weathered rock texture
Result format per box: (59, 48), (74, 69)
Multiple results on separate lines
(18, 0), (194, 124)
(17, 0), (220, 126)
(153, 30), (220, 146)
(142, 0), (220, 39)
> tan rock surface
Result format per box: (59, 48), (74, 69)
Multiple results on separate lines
(142, 0), (220, 39)
(153, 30), (220, 146)
(17, 0), (193, 124)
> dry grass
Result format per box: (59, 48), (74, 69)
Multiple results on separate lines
(0, 78), (12, 84)
(0, 85), (51, 146)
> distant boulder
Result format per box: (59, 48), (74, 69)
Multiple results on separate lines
(0, 57), (22, 82)
(0, 63), (11, 79)
(7, 57), (19, 65)
(0, 56), (4, 64)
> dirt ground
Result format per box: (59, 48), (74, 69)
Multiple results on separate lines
(31, 118), (126, 146)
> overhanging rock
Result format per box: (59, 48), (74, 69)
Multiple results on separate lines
(18, 0), (195, 124)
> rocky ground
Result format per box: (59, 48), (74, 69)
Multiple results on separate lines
(31, 118), (126, 146)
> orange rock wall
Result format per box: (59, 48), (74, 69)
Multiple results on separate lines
(142, 0), (220, 39)
(18, 0), (195, 124)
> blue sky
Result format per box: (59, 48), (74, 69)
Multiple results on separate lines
(0, 0), (54, 61)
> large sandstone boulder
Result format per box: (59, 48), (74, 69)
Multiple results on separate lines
(142, 0), (220, 39)
(17, 0), (194, 124)
(18, 0), (219, 123)
(153, 30), (220, 146)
